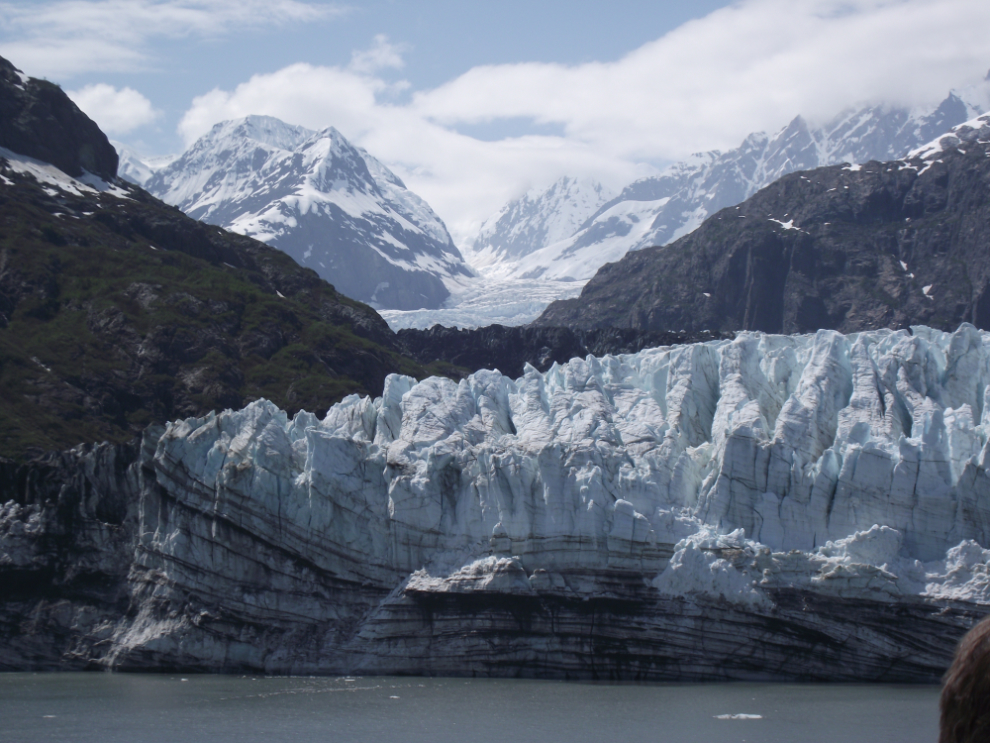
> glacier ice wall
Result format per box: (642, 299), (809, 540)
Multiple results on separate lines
(151, 324), (990, 598)
(6, 324), (990, 678)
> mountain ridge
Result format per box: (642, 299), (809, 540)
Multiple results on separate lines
(477, 91), (985, 285)
(535, 113), (990, 334)
(0, 60), (439, 461)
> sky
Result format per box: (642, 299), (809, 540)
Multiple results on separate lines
(2, 0), (990, 246)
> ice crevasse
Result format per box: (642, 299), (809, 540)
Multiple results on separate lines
(149, 324), (990, 609)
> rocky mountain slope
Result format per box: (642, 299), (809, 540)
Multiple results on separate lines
(0, 58), (118, 182)
(0, 59), (434, 461)
(145, 116), (472, 311)
(536, 113), (990, 334)
(484, 92), (984, 284)
(3, 325), (988, 679)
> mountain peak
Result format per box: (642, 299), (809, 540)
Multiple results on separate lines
(146, 114), (469, 311)
(204, 115), (312, 153)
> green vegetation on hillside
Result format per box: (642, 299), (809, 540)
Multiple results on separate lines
(0, 168), (447, 461)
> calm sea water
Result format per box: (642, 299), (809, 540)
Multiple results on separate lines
(0, 673), (939, 743)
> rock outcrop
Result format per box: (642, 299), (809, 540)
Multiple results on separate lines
(0, 57), (117, 180)
(3, 325), (990, 680)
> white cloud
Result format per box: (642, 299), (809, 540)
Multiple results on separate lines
(411, 0), (990, 161)
(68, 84), (159, 135)
(178, 0), (990, 246)
(0, 0), (346, 77)
(349, 34), (406, 75)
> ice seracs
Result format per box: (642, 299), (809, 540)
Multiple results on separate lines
(151, 323), (990, 597)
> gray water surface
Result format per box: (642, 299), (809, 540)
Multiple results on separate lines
(0, 673), (939, 743)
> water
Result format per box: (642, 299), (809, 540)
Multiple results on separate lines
(0, 673), (939, 743)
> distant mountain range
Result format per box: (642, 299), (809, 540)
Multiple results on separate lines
(114, 87), (988, 330)
(477, 91), (986, 284)
(112, 140), (175, 186)
(535, 112), (990, 335)
(138, 116), (472, 311)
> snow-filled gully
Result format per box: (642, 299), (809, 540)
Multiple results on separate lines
(4, 325), (990, 679)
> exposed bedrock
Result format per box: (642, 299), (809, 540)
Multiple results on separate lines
(4, 324), (990, 679)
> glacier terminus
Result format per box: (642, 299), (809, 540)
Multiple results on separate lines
(3, 324), (990, 679)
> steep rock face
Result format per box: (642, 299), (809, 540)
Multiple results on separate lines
(3, 326), (990, 679)
(536, 115), (990, 334)
(145, 116), (472, 311)
(0, 57), (117, 180)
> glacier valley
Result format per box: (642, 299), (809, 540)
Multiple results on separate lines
(3, 324), (989, 678)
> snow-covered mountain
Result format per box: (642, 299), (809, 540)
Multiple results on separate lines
(144, 116), (472, 310)
(112, 140), (176, 186)
(465, 177), (614, 274)
(486, 91), (986, 282)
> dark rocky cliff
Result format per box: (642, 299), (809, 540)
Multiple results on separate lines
(535, 138), (990, 334)
(0, 58), (117, 180)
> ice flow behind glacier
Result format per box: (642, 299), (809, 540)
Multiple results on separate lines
(156, 324), (990, 606)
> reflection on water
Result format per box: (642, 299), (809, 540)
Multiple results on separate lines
(0, 673), (938, 743)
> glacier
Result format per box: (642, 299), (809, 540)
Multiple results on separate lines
(3, 325), (990, 678)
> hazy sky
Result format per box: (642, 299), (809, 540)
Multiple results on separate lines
(2, 0), (989, 244)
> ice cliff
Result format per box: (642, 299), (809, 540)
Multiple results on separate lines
(4, 325), (990, 679)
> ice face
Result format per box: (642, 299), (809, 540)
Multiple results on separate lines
(146, 324), (990, 609)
